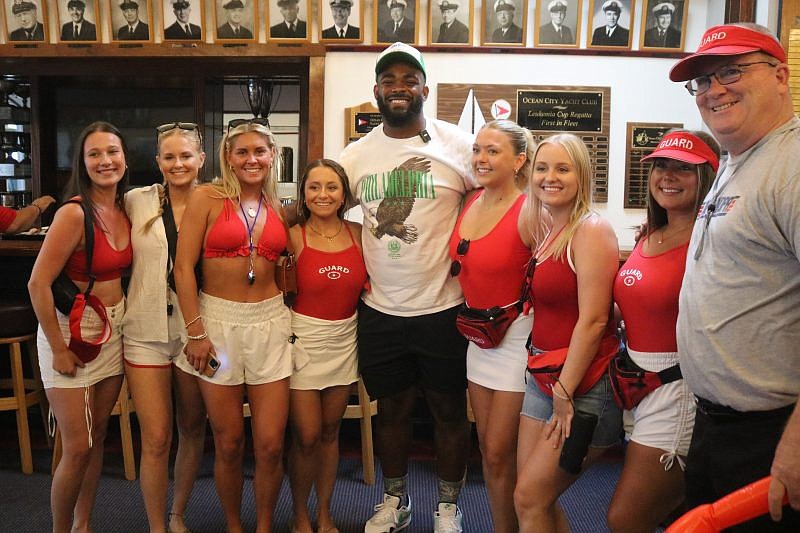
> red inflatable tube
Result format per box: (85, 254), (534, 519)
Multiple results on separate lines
(666, 477), (789, 532)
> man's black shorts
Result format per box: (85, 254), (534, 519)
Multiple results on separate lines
(357, 302), (468, 399)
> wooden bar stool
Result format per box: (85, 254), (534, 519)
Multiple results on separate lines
(343, 378), (377, 485)
(244, 377), (377, 485)
(0, 298), (48, 474)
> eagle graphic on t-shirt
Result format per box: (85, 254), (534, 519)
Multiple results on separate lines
(368, 156), (431, 244)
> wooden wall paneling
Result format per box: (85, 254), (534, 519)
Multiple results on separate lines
(780, 0), (800, 49)
(724, 0), (756, 23)
(306, 55), (325, 162)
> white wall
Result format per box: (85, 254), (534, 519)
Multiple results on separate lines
(322, 0), (779, 248)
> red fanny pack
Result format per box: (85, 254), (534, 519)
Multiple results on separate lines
(455, 257), (535, 350)
(607, 348), (682, 410)
(527, 335), (619, 397)
(455, 302), (521, 350)
(68, 293), (112, 363)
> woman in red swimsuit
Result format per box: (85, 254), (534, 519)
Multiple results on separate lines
(28, 121), (132, 533)
(608, 130), (719, 532)
(175, 118), (295, 532)
(514, 133), (621, 532)
(286, 159), (367, 533)
(449, 120), (533, 533)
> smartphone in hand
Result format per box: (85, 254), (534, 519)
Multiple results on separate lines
(202, 355), (220, 378)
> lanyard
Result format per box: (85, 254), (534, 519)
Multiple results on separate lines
(239, 194), (264, 284)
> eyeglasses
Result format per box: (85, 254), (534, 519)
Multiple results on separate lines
(684, 61), (777, 96)
(450, 238), (470, 277)
(227, 117), (270, 135)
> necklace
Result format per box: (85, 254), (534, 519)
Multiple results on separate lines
(308, 220), (343, 242)
(247, 206), (257, 218)
(238, 194), (264, 284)
(658, 222), (694, 244)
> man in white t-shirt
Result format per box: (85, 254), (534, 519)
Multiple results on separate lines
(339, 43), (475, 533)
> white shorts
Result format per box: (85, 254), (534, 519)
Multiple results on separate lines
(193, 292), (295, 386)
(38, 299), (125, 389)
(124, 289), (185, 368)
(623, 348), (696, 469)
(290, 311), (357, 390)
(466, 312), (531, 393)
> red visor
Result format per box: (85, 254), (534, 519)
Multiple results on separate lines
(641, 131), (719, 172)
(68, 293), (112, 364)
(670, 25), (786, 82)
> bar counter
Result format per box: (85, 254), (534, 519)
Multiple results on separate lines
(0, 237), (43, 257)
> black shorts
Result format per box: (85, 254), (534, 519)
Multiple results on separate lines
(357, 302), (468, 399)
(685, 401), (800, 532)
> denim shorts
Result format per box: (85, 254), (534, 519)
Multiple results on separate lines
(521, 372), (622, 448)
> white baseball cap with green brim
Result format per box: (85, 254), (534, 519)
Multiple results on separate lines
(375, 42), (426, 80)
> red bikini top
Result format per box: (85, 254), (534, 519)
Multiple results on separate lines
(64, 217), (132, 282)
(203, 198), (286, 261)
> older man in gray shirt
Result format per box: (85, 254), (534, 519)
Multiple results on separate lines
(672, 23), (800, 529)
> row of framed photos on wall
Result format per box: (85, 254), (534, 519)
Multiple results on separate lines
(2, 0), (687, 50)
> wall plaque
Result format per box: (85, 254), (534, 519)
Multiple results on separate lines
(345, 102), (381, 145)
(624, 122), (683, 208)
(517, 90), (603, 133)
(438, 84), (611, 202)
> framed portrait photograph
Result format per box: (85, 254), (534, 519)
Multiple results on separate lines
(535, 0), (580, 48)
(109, 0), (153, 42)
(481, 0), (526, 47)
(268, 0), (310, 41)
(639, 0), (686, 50)
(4, 0), (49, 42)
(428, 0), (471, 46)
(374, 0), (419, 45)
(318, 0), (363, 43)
(588, 0), (633, 49)
(213, 0), (256, 41)
(56, 0), (99, 42)
(161, 0), (203, 41)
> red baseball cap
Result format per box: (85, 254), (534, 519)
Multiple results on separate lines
(669, 24), (786, 82)
(641, 131), (720, 172)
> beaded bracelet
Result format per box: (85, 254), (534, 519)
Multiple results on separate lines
(184, 315), (202, 329)
(186, 331), (208, 341)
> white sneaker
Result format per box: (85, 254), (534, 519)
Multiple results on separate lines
(433, 503), (463, 533)
(364, 493), (412, 533)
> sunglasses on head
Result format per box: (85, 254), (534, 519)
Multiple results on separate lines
(450, 238), (470, 277)
(227, 117), (270, 135)
(156, 122), (202, 143)
(156, 122), (199, 134)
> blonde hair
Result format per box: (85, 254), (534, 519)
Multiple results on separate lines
(479, 119), (536, 189)
(524, 133), (593, 262)
(212, 122), (283, 219)
(143, 126), (205, 232)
